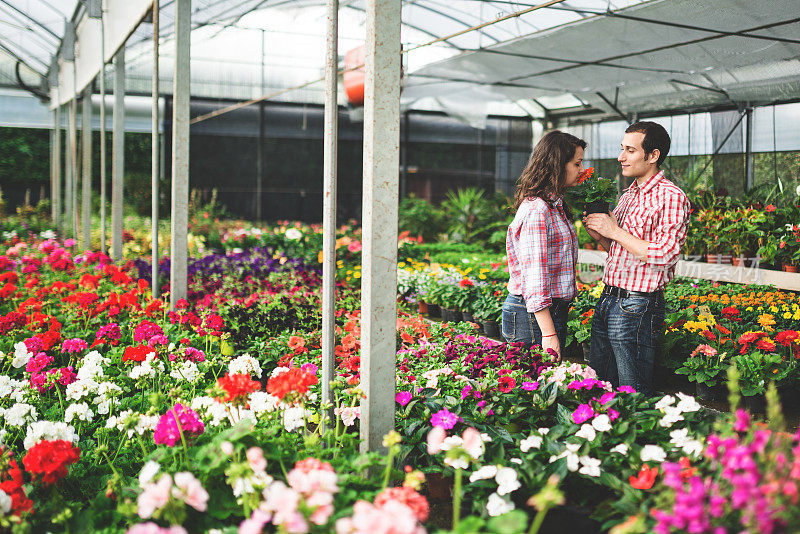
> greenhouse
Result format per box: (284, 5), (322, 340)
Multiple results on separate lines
(1, 0), (800, 532)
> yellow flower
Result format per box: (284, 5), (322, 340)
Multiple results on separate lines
(746, 307), (754, 312)
(758, 313), (776, 332)
(353, 272), (361, 279)
(783, 312), (792, 319)
(479, 274), (487, 280)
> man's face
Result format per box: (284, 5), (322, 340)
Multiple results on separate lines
(618, 132), (658, 178)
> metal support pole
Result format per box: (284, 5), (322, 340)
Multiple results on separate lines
(360, 0), (401, 453)
(170, 0), (191, 308)
(321, 0), (338, 429)
(64, 101), (73, 237)
(99, 15), (107, 255)
(82, 85), (92, 250)
(52, 103), (61, 228)
(152, 0), (160, 297)
(401, 111), (409, 199)
(112, 48), (125, 261)
(255, 28), (265, 222)
(745, 107), (754, 192)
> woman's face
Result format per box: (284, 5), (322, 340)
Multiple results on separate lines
(564, 146), (585, 188)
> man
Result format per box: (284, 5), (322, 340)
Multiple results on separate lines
(583, 121), (690, 396)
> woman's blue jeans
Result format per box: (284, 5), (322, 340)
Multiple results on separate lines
(501, 293), (570, 349)
(588, 292), (665, 396)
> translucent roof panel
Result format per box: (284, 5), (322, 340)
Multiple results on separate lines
(0, 0), (77, 76)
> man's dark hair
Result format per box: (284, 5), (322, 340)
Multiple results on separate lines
(625, 121), (670, 167)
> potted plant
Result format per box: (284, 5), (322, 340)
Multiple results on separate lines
(732, 350), (783, 413)
(780, 223), (800, 272)
(675, 344), (730, 401)
(473, 286), (504, 338)
(454, 279), (478, 323)
(724, 207), (765, 266)
(570, 167), (617, 214)
(435, 280), (463, 323)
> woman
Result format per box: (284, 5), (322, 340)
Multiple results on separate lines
(502, 130), (586, 361)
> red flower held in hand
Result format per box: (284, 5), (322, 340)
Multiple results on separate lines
(22, 440), (80, 485)
(577, 166), (594, 184)
(629, 464), (658, 490)
(216, 373), (261, 404)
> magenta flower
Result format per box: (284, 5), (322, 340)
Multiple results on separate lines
(61, 338), (88, 354)
(572, 403), (595, 424)
(154, 403), (205, 447)
(395, 391), (412, 406)
(522, 381), (539, 391)
(733, 409), (750, 432)
(607, 408), (620, 421)
(618, 385), (636, 394)
(300, 363), (318, 375)
(430, 409), (459, 430)
(598, 391), (616, 405)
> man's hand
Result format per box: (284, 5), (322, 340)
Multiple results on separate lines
(541, 335), (561, 363)
(584, 212), (620, 240)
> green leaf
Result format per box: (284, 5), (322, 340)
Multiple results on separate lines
(487, 510), (529, 534)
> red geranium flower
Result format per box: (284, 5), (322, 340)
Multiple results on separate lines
(216, 373), (261, 404)
(629, 465), (658, 490)
(0, 448), (33, 516)
(266, 367), (318, 403)
(765, 204), (776, 212)
(22, 440), (80, 485)
(459, 279), (474, 288)
(498, 375), (516, 393)
(122, 344), (157, 363)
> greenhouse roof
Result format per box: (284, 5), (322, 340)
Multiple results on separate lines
(1, 0), (798, 124)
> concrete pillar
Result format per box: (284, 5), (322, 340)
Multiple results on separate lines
(112, 48), (125, 261)
(64, 102), (73, 237)
(359, 0), (401, 453)
(321, 0), (338, 424)
(152, 0), (160, 297)
(52, 104), (61, 229)
(82, 85), (92, 250)
(99, 16), (107, 255)
(170, 0), (191, 308)
(70, 97), (79, 239)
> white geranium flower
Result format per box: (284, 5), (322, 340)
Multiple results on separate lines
(0, 489), (11, 514)
(592, 414), (612, 432)
(655, 395), (675, 410)
(576, 424), (596, 441)
(249, 391), (281, 415)
(495, 467), (521, 495)
(228, 354), (263, 378)
(611, 443), (629, 455)
(520, 434), (543, 452)
(2, 403), (37, 427)
(578, 456), (601, 477)
(76, 351), (109, 381)
(469, 465), (498, 482)
(284, 228), (302, 240)
(64, 403), (93, 423)
(486, 492), (515, 517)
(24, 421), (78, 449)
(170, 361), (200, 382)
(12, 342), (31, 369)
(640, 445), (667, 463)
(139, 461), (161, 487)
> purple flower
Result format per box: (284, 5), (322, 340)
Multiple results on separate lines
(522, 381), (539, 391)
(598, 391), (616, 405)
(572, 403), (595, 424)
(395, 391), (412, 406)
(607, 408), (620, 421)
(461, 384), (473, 400)
(431, 409), (459, 430)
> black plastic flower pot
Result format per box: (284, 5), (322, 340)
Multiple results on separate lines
(461, 311), (474, 323)
(441, 308), (461, 323)
(695, 381), (723, 402)
(482, 320), (501, 339)
(426, 304), (441, 318)
(585, 200), (610, 214)
(743, 393), (766, 414)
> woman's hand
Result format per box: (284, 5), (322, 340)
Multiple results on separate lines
(541, 335), (561, 363)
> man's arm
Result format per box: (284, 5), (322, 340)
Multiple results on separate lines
(584, 213), (649, 260)
(584, 223), (612, 252)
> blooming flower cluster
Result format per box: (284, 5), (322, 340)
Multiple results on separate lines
(153, 403), (205, 447)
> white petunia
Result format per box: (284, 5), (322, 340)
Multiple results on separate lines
(495, 467), (521, 495)
(654, 395), (675, 410)
(64, 402), (93, 423)
(469, 465), (498, 482)
(578, 456), (601, 477)
(640, 445), (666, 463)
(592, 414), (612, 432)
(486, 492), (515, 517)
(611, 443), (629, 455)
(520, 434), (543, 452)
(575, 424), (596, 441)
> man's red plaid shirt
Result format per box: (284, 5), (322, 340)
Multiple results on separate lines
(507, 197), (577, 312)
(603, 170), (690, 292)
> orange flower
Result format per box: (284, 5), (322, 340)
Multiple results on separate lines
(629, 465), (658, 490)
(577, 167), (594, 184)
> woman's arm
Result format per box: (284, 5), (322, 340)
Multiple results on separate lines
(533, 307), (561, 362)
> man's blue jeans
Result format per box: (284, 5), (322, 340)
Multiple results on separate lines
(501, 294), (570, 349)
(588, 292), (665, 396)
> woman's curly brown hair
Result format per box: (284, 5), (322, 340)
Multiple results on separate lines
(513, 130), (587, 212)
